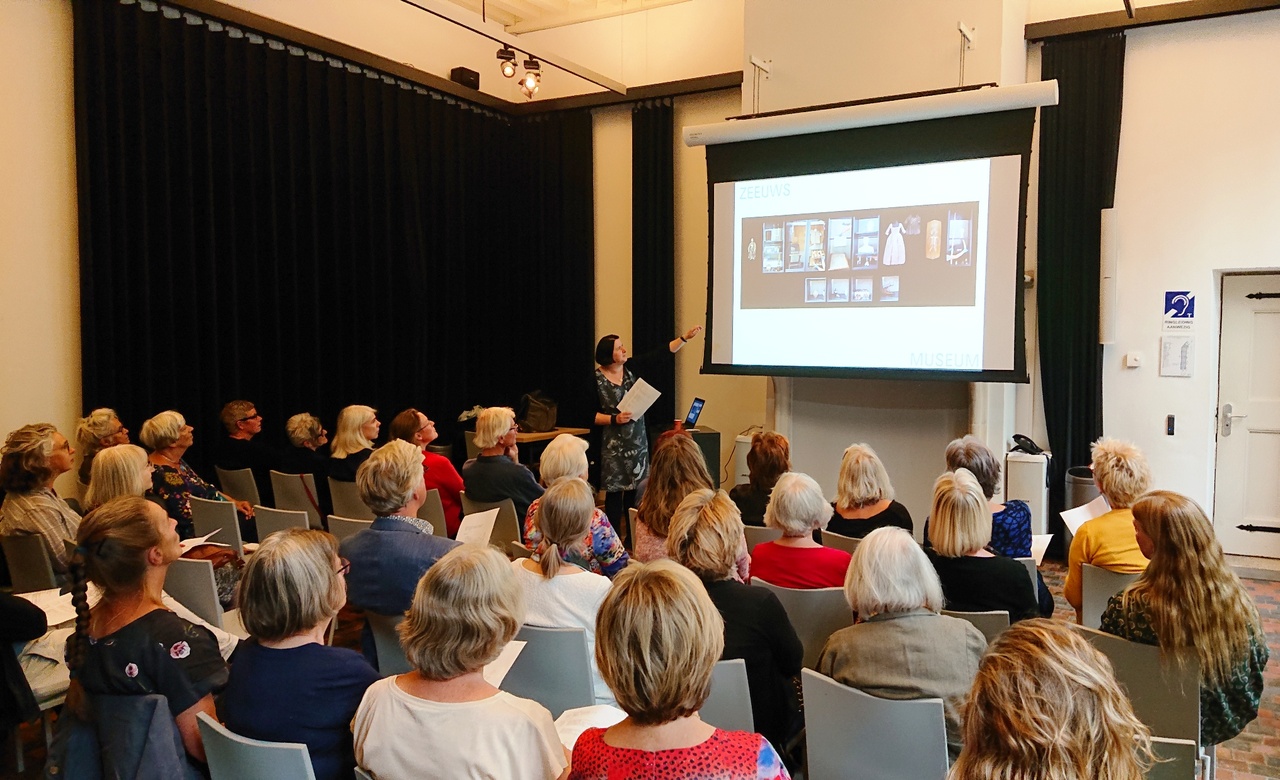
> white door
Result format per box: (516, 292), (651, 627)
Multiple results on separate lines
(1214, 273), (1280, 557)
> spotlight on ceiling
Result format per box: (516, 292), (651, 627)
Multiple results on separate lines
(519, 58), (541, 98)
(496, 47), (518, 78)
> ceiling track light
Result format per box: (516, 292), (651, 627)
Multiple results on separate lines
(496, 47), (518, 78)
(520, 58), (542, 99)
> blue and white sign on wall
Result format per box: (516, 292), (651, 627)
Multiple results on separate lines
(1164, 291), (1195, 319)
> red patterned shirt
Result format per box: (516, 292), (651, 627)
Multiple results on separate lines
(569, 727), (790, 780)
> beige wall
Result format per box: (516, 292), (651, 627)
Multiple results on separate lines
(0, 0), (81, 497)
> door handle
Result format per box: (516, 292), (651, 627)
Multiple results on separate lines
(1221, 403), (1248, 436)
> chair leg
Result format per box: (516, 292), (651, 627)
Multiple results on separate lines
(42, 709), (55, 752)
(14, 724), (24, 775)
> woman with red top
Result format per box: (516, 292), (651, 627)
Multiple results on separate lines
(388, 408), (464, 537)
(570, 560), (790, 780)
(751, 472), (852, 589)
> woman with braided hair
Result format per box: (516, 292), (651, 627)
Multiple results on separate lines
(65, 496), (228, 765)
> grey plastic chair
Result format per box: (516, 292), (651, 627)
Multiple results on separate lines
(499, 625), (595, 718)
(197, 712), (316, 780)
(0, 534), (57, 593)
(366, 612), (412, 676)
(742, 525), (782, 552)
(1081, 563), (1141, 629)
(940, 609), (1011, 645)
(329, 477), (375, 520)
(270, 470), (323, 529)
(164, 557), (225, 629)
(253, 505), (310, 540)
(418, 488), (448, 537)
(701, 659), (754, 733)
(1147, 736), (1202, 780)
(215, 466), (261, 507)
(189, 496), (244, 556)
(819, 529), (861, 555)
(328, 515), (374, 544)
(1016, 556), (1038, 593)
(801, 669), (948, 780)
(751, 578), (853, 669)
(508, 541), (534, 560)
(354, 767), (374, 780)
(459, 492), (521, 548)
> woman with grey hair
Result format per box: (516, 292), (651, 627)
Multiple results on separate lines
(142, 410), (253, 539)
(279, 412), (332, 517)
(75, 407), (129, 484)
(750, 472), (852, 589)
(0, 423), (80, 573)
(816, 526), (987, 760)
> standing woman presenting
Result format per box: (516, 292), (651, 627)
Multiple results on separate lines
(593, 325), (702, 539)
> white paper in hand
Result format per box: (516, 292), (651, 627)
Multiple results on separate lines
(1030, 534), (1053, 566)
(616, 379), (660, 419)
(481, 639), (525, 687)
(179, 530), (228, 553)
(21, 587), (77, 626)
(455, 508), (499, 546)
(554, 705), (628, 750)
(1060, 494), (1111, 536)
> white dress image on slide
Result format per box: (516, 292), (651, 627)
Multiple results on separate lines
(882, 222), (906, 266)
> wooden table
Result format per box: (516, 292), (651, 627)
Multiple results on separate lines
(514, 426), (589, 444)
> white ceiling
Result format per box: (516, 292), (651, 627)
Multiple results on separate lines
(443, 0), (691, 34)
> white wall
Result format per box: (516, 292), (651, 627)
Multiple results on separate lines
(0, 0), (82, 498)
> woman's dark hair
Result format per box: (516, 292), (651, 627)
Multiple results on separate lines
(595, 335), (620, 366)
(388, 408), (423, 445)
(747, 432), (790, 492)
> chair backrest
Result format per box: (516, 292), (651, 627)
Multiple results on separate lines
(164, 558), (224, 628)
(743, 525), (782, 552)
(1147, 737), (1201, 780)
(1016, 556), (1038, 593)
(1068, 624), (1201, 743)
(215, 466), (261, 507)
(197, 712), (316, 780)
(252, 506), (310, 540)
(270, 471), (322, 529)
(464, 431), (481, 461)
(508, 540), (534, 560)
(701, 659), (755, 733)
(327, 515), (374, 544)
(752, 578), (853, 669)
(819, 529), (861, 555)
(940, 609), (1011, 645)
(0, 534), (58, 593)
(458, 492), (521, 548)
(328, 478), (375, 521)
(1082, 563), (1141, 629)
(801, 669), (948, 780)
(418, 488), (448, 537)
(189, 496), (244, 556)
(500, 625), (595, 719)
(354, 767), (374, 780)
(365, 612), (411, 677)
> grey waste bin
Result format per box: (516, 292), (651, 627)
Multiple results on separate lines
(1066, 466), (1100, 510)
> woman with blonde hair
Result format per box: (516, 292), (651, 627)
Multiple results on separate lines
(925, 469), (1037, 621)
(1100, 491), (1268, 745)
(222, 528), (378, 780)
(84, 444), (152, 511)
(0, 423), (80, 573)
(827, 443), (913, 539)
(950, 619), (1154, 780)
(750, 472), (851, 589)
(76, 407), (129, 484)
(729, 431), (790, 527)
(511, 478), (614, 703)
(353, 545), (568, 780)
(569, 560), (790, 780)
(666, 489), (802, 753)
(522, 434), (628, 577)
(328, 405), (380, 482)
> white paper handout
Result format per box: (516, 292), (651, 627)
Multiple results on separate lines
(179, 529), (228, 553)
(21, 587), (77, 626)
(1030, 534), (1053, 566)
(616, 378), (660, 419)
(554, 704), (628, 750)
(455, 508), (499, 546)
(481, 639), (526, 687)
(1060, 494), (1111, 536)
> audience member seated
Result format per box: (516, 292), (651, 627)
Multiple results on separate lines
(927, 434), (1053, 616)
(64, 497), (229, 766)
(461, 406), (544, 524)
(141, 411), (254, 541)
(523, 434), (628, 577)
(389, 408), (464, 537)
(2, 592), (49, 742)
(353, 545), (569, 780)
(1100, 491), (1269, 746)
(816, 526), (985, 760)
(826, 443), (913, 539)
(211, 399), (278, 506)
(280, 412), (332, 517)
(667, 489), (802, 753)
(570, 560), (790, 780)
(633, 431), (712, 563)
(0, 423), (81, 575)
(84, 444), (152, 512)
(925, 469), (1038, 621)
(340, 440), (459, 665)
(511, 478), (614, 704)
(221, 528), (379, 780)
(75, 407), (129, 485)
(750, 472), (850, 589)
(950, 619), (1154, 780)
(1064, 437), (1152, 618)
(729, 431), (790, 527)
(328, 405), (380, 483)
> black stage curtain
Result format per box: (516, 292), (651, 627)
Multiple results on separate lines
(1037, 32), (1126, 536)
(631, 99), (676, 428)
(73, 0), (594, 471)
